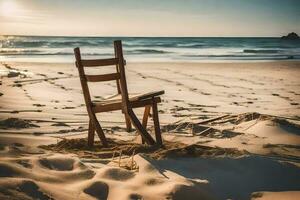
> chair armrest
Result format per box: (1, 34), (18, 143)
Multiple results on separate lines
(136, 90), (165, 101)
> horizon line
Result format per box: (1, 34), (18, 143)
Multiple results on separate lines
(1, 34), (291, 38)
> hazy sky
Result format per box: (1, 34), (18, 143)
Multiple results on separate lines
(0, 0), (299, 36)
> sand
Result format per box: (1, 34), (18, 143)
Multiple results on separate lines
(0, 61), (300, 199)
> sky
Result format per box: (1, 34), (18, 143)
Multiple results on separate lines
(0, 0), (299, 37)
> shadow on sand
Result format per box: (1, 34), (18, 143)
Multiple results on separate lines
(147, 155), (300, 199)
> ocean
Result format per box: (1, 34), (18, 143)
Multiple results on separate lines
(0, 35), (300, 63)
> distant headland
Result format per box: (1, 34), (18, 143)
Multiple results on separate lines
(281, 32), (299, 40)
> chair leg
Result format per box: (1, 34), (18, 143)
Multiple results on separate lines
(141, 106), (151, 144)
(124, 113), (132, 132)
(90, 113), (108, 147)
(88, 119), (95, 147)
(152, 99), (163, 146)
(127, 109), (156, 145)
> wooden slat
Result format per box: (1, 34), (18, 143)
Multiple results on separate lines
(152, 100), (163, 146)
(130, 97), (161, 108)
(92, 97), (161, 113)
(85, 73), (120, 82)
(93, 101), (122, 113)
(136, 90), (165, 100)
(81, 58), (118, 67)
(141, 106), (151, 144)
(114, 40), (130, 111)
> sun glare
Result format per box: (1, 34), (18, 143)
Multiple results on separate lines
(1, 0), (19, 17)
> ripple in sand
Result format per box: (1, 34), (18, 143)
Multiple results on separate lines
(0, 118), (39, 129)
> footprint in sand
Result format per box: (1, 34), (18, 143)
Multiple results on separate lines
(12, 83), (22, 87)
(128, 193), (143, 200)
(83, 181), (109, 200)
(144, 178), (165, 186)
(16, 160), (32, 168)
(101, 168), (135, 181)
(39, 157), (75, 171)
(0, 162), (20, 177)
(33, 104), (46, 107)
(19, 180), (53, 200)
(0, 180), (54, 200)
(62, 106), (76, 109)
(290, 102), (299, 106)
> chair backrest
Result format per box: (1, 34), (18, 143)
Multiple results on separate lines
(74, 40), (130, 113)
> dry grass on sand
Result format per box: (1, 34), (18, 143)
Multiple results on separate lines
(40, 138), (246, 160)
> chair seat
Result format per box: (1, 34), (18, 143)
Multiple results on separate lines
(92, 90), (164, 113)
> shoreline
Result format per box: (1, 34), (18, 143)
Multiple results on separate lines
(2, 59), (300, 65)
(1, 60), (300, 68)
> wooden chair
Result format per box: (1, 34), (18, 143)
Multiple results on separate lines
(74, 40), (164, 147)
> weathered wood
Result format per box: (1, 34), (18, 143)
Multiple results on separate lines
(128, 109), (156, 145)
(114, 40), (156, 145)
(130, 97), (161, 109)
(92, 96), (161, 113)
(74, 47), (108, 147)
(81, 58), (118, 67)
(142, 106), (151, 128)
(124, 113), (132, 132)
(74, 41), (164, 147)
(152, 99), (163, 146)
(114, 43), (121, 94)
(196, 114), (229, 124)
(85, 73), (120, 82)
(141, 106), (151, 144)
(114, 44), (127, 131)
(114, 41), (130, 112)
(91, 113), (108, 147)
(88, 119), (95, 146)
(136, 90), (165, 100)
(195, 127), (212, 136)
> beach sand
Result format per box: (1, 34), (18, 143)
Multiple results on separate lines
(0, 61), (299, 199)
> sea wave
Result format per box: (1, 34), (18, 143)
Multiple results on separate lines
(1, 41), (49, 48)
(184, 54), (299, 59)
(129, 49), (171, 54)
(0, 40), (111, 48)
(176, 43), (204, 48)
(0, 49), (42, 55)
(243, 49), (280, 53)
(123, 43), (177, 48)
(1, 36), (300, 62)
(0, 49), (112, 56)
